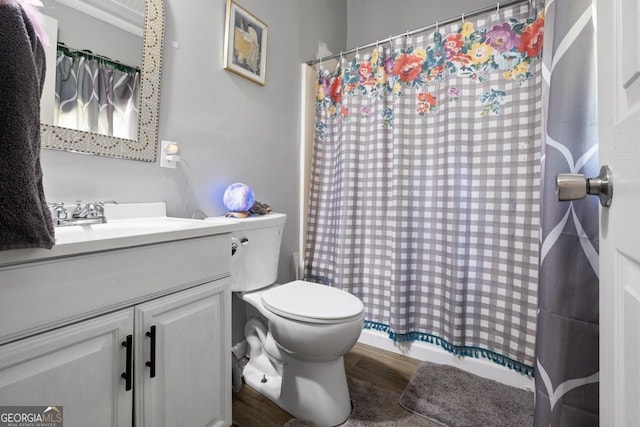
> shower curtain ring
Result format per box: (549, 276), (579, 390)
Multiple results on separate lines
(461, 13), (465, 23)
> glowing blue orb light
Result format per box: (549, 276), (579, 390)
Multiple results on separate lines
(223, 183), (255, 212)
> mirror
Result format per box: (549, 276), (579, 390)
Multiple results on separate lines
(40, 0), (164, 162)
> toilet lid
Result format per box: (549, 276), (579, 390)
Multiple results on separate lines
(261, 280), (364, 324)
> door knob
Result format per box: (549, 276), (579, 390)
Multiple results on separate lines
(556, 165), (613, 207)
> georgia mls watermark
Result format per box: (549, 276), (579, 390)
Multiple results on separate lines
(0, 406), (63, 427)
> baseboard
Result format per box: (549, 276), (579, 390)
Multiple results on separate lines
(358, 328), (534, 391)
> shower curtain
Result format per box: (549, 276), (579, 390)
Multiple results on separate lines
(534, 0), (599, 425)
(305, 0), (544, 374)
(55, 53), (140, 140)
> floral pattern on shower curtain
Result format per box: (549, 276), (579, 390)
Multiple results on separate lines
(305, 0), (544, 374)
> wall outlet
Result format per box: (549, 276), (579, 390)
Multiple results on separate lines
(160, 140), (180, 168)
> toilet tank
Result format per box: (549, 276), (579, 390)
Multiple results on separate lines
(225, 213), (287, 292)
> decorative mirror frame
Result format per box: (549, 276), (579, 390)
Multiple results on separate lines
(41, 0), (164, 162)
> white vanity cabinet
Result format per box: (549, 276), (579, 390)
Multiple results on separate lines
(0, 213), (234, 427)
(134, 280), (230, 427)
(0, 309), (134, 426)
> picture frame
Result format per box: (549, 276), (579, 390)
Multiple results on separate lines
(223, 0), (268, 85)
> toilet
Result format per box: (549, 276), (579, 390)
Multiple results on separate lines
(211, 213), (364, 426)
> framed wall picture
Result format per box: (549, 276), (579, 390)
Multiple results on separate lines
(223, 0), (268, 85)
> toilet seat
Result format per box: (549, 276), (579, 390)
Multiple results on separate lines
(261, 280), (364, 324)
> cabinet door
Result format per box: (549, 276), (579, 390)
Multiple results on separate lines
(0, 310), (133, 427)
(135, 280), (231, 427)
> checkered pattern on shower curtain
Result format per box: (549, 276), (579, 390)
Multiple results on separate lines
(305, 3), (541, 367)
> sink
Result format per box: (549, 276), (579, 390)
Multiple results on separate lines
(0, 203), (237, 267)
(55, 217), (224, 244)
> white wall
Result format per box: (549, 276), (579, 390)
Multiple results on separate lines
(346, 0), (499, 48)
(40, 0), (347, 284)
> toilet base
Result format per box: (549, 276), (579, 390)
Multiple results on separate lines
(243, 354), (352, 426)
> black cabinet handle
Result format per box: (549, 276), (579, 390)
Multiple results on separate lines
(121, 334), (133, 391)
(145, 325), (156, 378)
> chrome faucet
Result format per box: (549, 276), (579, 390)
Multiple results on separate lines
(72, 200), (97, 219)
(50, 202), (68, 221)
(51, 200), (117, 226)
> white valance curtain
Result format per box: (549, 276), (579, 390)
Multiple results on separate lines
(54, 53), (140, 140)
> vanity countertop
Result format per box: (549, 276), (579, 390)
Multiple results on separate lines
(0, 203), (237, 267)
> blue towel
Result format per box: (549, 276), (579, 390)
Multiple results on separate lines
(0, 1), (54, 250)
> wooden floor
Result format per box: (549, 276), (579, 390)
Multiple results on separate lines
(231, 342), (421, 427)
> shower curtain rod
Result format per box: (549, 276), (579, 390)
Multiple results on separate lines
(306, 0), (531, 66)
(57, 42), (141, 74)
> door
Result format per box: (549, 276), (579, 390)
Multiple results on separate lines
(134, 280), (231, 427)
(597, 0), (640, 424)
(0, 310), (133, 427)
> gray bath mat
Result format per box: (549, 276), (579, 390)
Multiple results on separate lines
(399, 362), (534, 427)
(284, 376), (441, 426)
